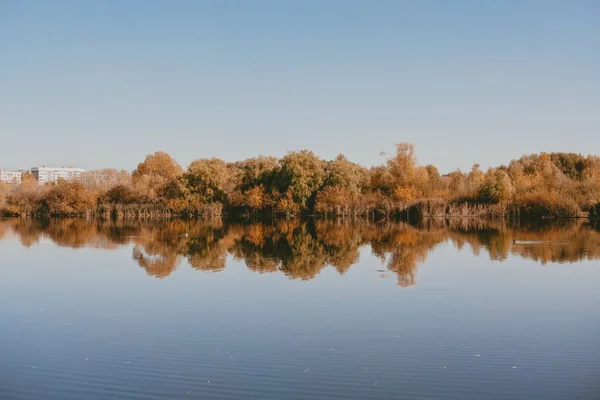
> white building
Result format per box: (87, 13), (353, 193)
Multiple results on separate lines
(0, 169), (24, 184)
(31, 167), (85, 185)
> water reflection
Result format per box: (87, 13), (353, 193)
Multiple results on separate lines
(1, 218), (599, 285)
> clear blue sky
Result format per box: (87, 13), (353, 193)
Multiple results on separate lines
(1, 0), (598, 173)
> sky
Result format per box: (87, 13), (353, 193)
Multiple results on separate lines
(1, 0), (599, 173)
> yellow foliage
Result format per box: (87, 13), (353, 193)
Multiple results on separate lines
(393, 187), (421, 203)
(246, 185), (266, 210)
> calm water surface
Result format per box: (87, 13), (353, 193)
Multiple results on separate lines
(1, 219), (599, 399)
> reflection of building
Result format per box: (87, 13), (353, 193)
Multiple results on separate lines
(31, 167), (85, 185)
(0, 170), (24, 184)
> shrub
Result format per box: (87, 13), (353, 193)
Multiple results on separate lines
(511, 192), (580, 219)
(39, 182), (97, 217)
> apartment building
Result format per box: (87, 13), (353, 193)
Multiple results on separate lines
(0, 169), (24, 184)
(31, 167), (85, 185)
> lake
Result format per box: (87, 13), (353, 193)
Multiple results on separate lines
(1, 218), (599, 399)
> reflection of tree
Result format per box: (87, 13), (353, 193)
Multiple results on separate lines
(232, 223), (328, 280)
(368, 224), (447, 287)
(49, 219), (117, 249)
(130, 221), (190, 278)
(133, 246), (180, 279)
(0, 221), (10, 241)
(2, 218), (599, 283)
(4, 219), (45, 247)
(315, 220), (362, 274)
(186, 224), (235, 272)
(507, 221), (600, 264)
(277, 228), (328, 280)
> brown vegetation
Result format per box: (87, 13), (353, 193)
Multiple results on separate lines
(2, 145), (600, 220)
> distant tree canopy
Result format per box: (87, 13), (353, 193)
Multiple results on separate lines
(2, 145), (600, 219)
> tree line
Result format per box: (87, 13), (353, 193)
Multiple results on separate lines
(1, 143), (600, 219)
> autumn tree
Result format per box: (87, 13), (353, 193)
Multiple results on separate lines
(80, 169), (131, 193)
(384, 143), (421, 203)
(132, 151), (183, 201)
(185, 158), (236, 204)
(2, 172), (42, 215)
(323, 154), (367, 194)
(444, 170), (468, 199)
(314, 154), (368, 215)
(277, 150), (326, 209)
(0, 182), (10, 203)
(102, 184), (138, 205)
(238, 156), (279, 191)
(39, 181), (97, 216)
(466, 164), (485, 197)
(550, 153), (586, 180)
(388, 143), (418, 187)
(477, 169), (514, 204)
(414, 164), (444, 198)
